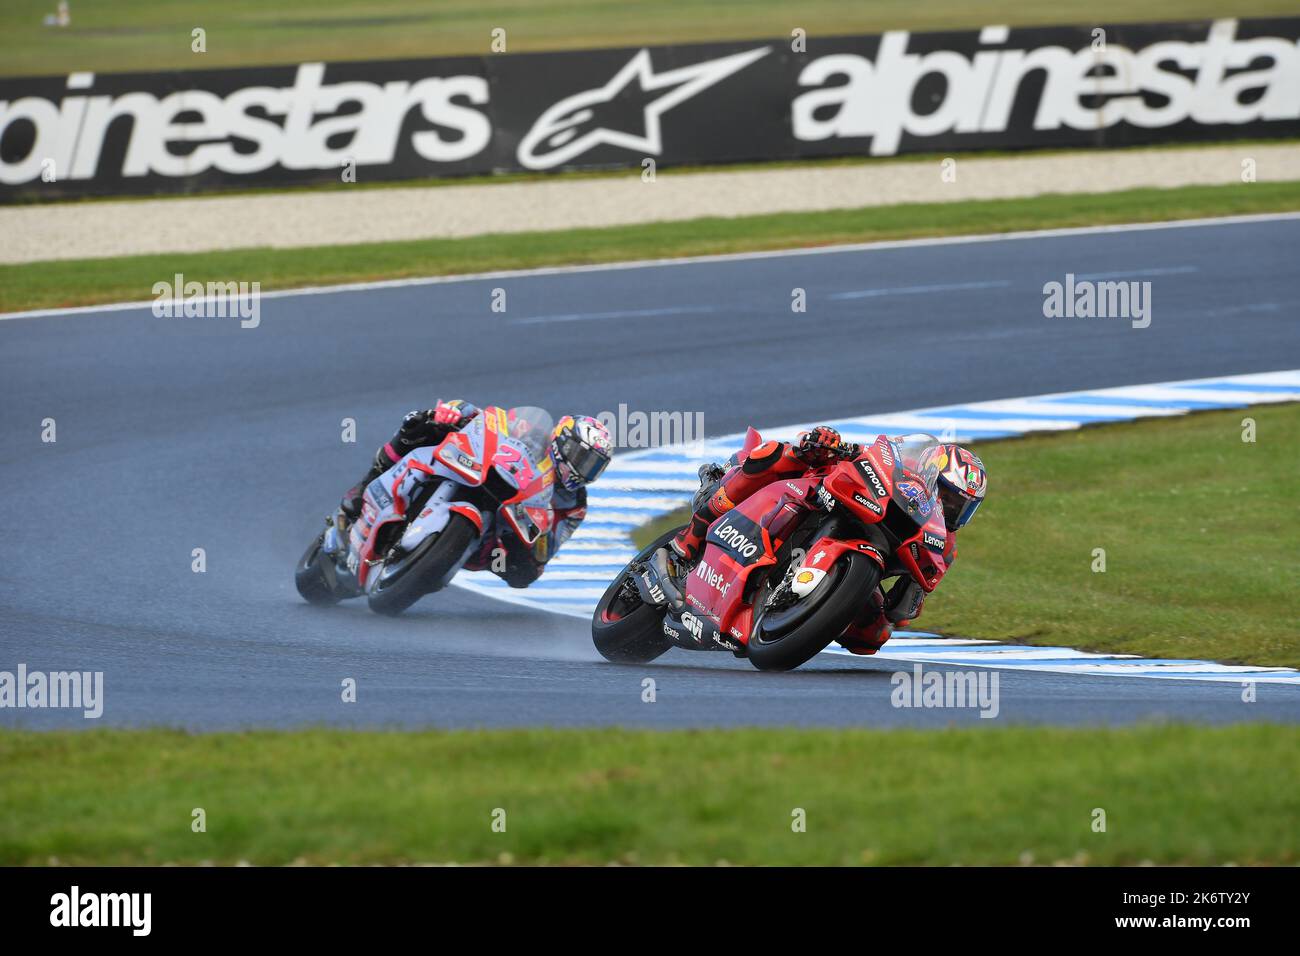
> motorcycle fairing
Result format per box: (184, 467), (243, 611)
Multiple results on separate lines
(685, 474), (823, 649)
(402, 410), (556, 557)
(821, 438), (950, 592)
(434, 414), (495, 486)
(398, 479), (464, 555)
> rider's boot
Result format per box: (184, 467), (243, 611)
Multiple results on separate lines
(660, 460), (741, 575)
(339, 451), (391, 521)
(667, 511), (713, 567)
(658, 442), (804, 573)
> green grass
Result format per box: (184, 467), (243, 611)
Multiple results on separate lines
(2, 725), (1296, 865)
(4, 1), (1296, 77)
(6, 180), (1300, 314)
(636, 405), (1300, 668)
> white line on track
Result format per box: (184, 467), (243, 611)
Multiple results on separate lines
(1072, 265), (1198, 280)
(510, 305), (718, 325)
(830, 279), (1011, 299)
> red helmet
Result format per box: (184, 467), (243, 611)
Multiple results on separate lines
(936, 445), (987, 532)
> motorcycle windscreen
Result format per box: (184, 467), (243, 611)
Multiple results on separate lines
(887, 433), (946, 534)
(506, 406), (555, 463)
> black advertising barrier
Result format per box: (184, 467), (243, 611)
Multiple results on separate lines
(2, 17), (1298, 200)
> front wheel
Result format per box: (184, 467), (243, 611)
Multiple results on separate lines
(748, 552), (881, 672)
(591, 527), (682, 664)
(367, 513), (478, 617)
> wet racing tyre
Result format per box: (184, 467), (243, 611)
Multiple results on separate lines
(591, 527), (683, 664)
(295, 531), (344, 606)
(367, 513), (479, 617)
(748, 552), (881, 672)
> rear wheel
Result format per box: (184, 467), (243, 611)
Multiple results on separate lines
(748, 552), (881, 671)
(295, 531), (343, 606)
(367, 513), (479, 617)
(591, 527), (682, 664)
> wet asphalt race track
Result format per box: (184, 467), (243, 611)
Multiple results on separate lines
(3, 215), (1300, 729)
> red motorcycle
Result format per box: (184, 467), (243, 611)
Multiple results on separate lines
(592, 431), (951, 671)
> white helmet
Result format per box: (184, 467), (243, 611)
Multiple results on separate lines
(550, 415), (613, 491)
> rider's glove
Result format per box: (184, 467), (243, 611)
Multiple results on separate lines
(795, 426), (845, 465)
(399, 401), (476, 437)
(432, 402), (466, 426)
(434, 400), (480, 428)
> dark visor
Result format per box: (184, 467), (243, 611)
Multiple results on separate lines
(939, 484), (980, 531)
(558, 433), (610, 483)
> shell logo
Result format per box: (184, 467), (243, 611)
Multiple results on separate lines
(790, 565), (826, 598)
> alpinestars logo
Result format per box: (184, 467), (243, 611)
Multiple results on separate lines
(517, 46), (770, 169)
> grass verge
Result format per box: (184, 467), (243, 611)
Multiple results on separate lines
(5, 180), (1300, 314)
(2, 725), (1296, 865)
(635, 404), (1300, 668)
(5, 1), (1297, 78)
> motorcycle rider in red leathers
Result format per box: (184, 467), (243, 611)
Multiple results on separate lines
(662, 426), (987, 655)
(340, 400), (613, 588)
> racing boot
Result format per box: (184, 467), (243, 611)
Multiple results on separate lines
(339, 450), (391, 522)
(667, 511), (713, 566)
(666, 462), (730, 566)
(667, 439), (806, 564)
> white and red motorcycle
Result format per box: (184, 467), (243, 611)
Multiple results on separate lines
(295, 406), (556, 616)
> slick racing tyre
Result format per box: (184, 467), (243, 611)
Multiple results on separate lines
(748, 551), (881, 672)
(591, 527), (683, 664)
(295, 531), (344, 606)
(367, 513), (479, 617)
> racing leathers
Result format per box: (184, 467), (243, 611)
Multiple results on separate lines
(667, 425), (943, 655)
(340, 400), (586, 588)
